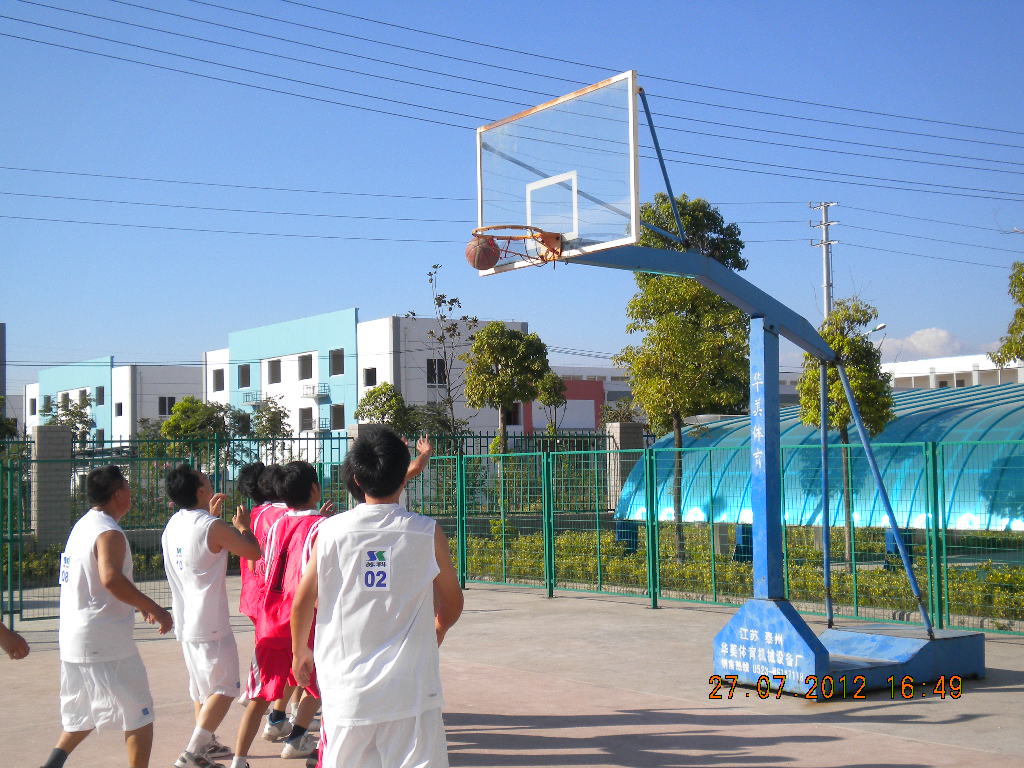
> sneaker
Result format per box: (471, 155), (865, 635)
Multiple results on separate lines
(174, 751), (225, 768)
(280, 732), (318, 759)
(203, 736), (232, 760)
(262, 717), (292, 742)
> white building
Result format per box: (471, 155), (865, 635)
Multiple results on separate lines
(883, 354), (1024, 390)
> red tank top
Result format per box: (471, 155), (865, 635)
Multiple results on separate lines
(257, 510), (323, 647)
(239, 502), (288, 620)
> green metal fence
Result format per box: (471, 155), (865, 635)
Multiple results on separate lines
(3, 436), (1023, 635)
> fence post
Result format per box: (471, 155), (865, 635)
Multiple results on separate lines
(214, 433), (223, 493)
(456, 455), (467, 589)
(927, 442), (946, 629)
(542, 452), (554, 598)
(644, 449), (659, 609)
(707, 450), (717, 602)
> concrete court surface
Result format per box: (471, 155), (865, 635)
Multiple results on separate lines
(3, 581), (1022, 768)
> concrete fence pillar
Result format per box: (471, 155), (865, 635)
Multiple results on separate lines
(30, 425), (73, 550)
(604, 422), (645, 512)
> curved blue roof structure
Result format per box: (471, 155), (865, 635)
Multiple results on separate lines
(614, 383), (1024, 531)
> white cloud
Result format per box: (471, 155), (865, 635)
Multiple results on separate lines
(882, 328), (964, 362)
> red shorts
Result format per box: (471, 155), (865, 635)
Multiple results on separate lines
(245, 641), (319, 702)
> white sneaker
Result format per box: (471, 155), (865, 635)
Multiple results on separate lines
(174, 751), (225, 768)
(262, 717), (291, 742)
(203, 736), (232, 760)
(280, 732), (318, 759)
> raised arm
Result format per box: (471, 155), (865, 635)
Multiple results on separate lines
(96, 530), (172, 634)
(290, 541), (319, 687)
(208, 504), (262, 561)
(406, 436), (434, 482)
(432, 525), (463, 646)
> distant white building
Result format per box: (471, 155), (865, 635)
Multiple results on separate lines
(22, 357), (202, 442)
(883, 354), (1024, 390)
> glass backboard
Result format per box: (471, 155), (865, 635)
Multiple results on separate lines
(476, 70), (640, 274)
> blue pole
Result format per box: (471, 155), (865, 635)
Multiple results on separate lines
(638, 89), (687, 246)
(819, 363), (834, 627)
(749, 317), (784, 599)
(835, 364), (935, 638)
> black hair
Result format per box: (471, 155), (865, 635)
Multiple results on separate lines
(278, 461), (320, 508)
(342, 425), (410, 503)
(165, 464), (202, 508)
(238, 462), (267, 504)
(257, 464), (284, 503)
(87, 465), (126, 506)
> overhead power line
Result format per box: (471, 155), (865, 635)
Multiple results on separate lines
(842, 206), (1013, 233)
(843, 224), (1024, 255)
(280, 0), (1024, 138)
(843, 242), (1011, 270)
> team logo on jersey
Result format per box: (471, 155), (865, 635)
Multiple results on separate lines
(362, 548), (391, 591)
(175, 546), (184, 571)
(58, 553), (71, 586)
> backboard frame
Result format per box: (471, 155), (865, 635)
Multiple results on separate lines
(475, 70), (640, 275)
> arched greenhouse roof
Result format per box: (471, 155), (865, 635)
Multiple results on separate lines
(614, 383), (1024, 532)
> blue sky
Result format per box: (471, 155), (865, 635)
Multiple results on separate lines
(3, 0), (1024, 396)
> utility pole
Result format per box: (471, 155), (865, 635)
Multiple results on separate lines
(810, 202), (838, 317)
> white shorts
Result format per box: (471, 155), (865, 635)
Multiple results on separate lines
(321, 707), (449, 768)
(181, 637), (241, 702)
(60, 654), (154, 733)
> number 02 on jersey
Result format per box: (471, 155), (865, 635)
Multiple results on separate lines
(362, 548), (391, 591)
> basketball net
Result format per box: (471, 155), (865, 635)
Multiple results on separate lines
(472, 225), (563, 266)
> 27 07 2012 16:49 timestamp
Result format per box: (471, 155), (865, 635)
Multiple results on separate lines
(709, 674), (963, 700)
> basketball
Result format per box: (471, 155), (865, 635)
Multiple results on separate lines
(465, 235), (500, 270)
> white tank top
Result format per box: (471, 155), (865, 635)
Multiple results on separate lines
(314, 503), (442, 725)
(162, 508), (231, 642)
(58, 509), (138, 663)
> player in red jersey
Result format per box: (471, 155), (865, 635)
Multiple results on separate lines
(231, 461), (332, 767)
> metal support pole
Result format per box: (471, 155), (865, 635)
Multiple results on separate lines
(639, 89), (687, 246)
(749, 317), (785, 599)
(810, 202), (837, 316)
(835, 364), (935, 638)
(819, 363), (834, 627)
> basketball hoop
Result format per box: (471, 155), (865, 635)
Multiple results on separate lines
(471, 225), (563, 267)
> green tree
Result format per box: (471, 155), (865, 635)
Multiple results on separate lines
(355, 382), (417, 434)
(0, 397), (18, 439)
(43, 395), (96, 445)
(796, 297), (895, 569)
(536, 371), (567, 436)
(990, 261), (1024, 366)
(407, 401), (467, 436)
(159, 396), (229, 440)
(598, 397), (646, 429)
(615, 192), (748, 562)
(407, 264), (479, 436)
(461, 322), (551, 455)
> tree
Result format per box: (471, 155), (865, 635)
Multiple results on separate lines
(536, 371), (567, 436)
(615, 192), (748, 562)
(598, 397), (646, 430)
(461, 322), (551, 455)
(407, 401), (467, 436)
(355, 382), (417, 435)
(407, 264), (479, 436)
(159, 396), (229, 440)
(990, 261), (1024, 366)
(42, 395), (96, 445)
(0, 397), (18, 439)
(796, 297), (895, 570)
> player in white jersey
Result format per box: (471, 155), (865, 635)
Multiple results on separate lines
(39, 465), (173, 768)
(291, 426), (463, 768)
(162, 465), (262, 768)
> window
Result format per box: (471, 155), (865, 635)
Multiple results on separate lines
(79, 389), (88, 406)
(299, 354), (313, 380)
(238, 364), (251, 389)
(95, 386), (105, 406)
(29, 398), (37, 416)
(329, 348), (345, 376)
(159, 396), (176, 416)
(331, 404), (345, 430)
(955, 378), (965, 387)
(507, 403), (521, 426)
(43, 395), (52, 412)
(363, 368), (377, 387)
(212, 368), (225, 392)
(114, 402), (123, 417)
(95, 429), (104, 445)
(299, 407), (314, 432)
(427, 358), (447, 386)
(268, 359), (282, 384)
(60, 392), (70, 408)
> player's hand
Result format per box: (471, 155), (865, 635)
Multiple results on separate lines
(0, 626), (29, 660)
(416, 435), (433, 458)
(209, 493), (229, 517)
(293, 646), (314, 687)
(143, 606), (173, 635)
(233, 504), (252, 532)
(319, 500), (336, 517)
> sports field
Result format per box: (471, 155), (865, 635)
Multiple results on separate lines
(5, 580), (1022, 768)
